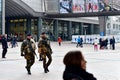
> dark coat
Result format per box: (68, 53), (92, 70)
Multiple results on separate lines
(112, 38), (115, 44)
(63, 65), (97, 80)
(1, 36), (8, 49)
(110, 39), (113, 45)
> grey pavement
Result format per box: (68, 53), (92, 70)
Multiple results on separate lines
(0, 41), (120, 80)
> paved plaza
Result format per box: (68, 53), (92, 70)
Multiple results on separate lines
(0, 41), (120, 80)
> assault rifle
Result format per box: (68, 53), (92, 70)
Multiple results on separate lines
(28, 42), (38, 59)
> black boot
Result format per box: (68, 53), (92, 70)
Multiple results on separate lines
(44, 68), (48, 73)
(39, 58), (43, 61)
(25, 66), (31, 75)
(44, 67), (49, 73)
(46, 68), (49, 72)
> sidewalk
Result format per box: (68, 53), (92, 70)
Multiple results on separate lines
(0, 42), (120, 80)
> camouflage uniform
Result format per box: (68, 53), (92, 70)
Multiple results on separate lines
(21, 39), (36, 75)
(38, 37), (52, 73)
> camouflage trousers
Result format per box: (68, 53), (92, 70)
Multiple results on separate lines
(41, 53), (52, 70)
(25, 55), (35, 69)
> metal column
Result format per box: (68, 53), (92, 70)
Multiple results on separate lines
(99, 16), (107, 36)
(2, 0), (5, 34)
(53, 20), (58, 41)
(37, 17), (42, 41)
(90, 24), (94, 34)
(68, 21), (72, 40)
(26, 18), (31, 34)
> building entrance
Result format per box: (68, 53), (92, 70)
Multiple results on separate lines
(58, 21), (68, 40)
(6, 18), (38, 41)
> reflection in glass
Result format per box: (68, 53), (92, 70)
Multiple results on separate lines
(86, 0), (99, 12)
(72, 0), (85, 13)
(59, 0), (72, 13)
(98, 0), (113, 12)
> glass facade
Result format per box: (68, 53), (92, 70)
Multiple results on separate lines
(42, 19), (54, 40)
(58, 21), (68, 40)
(7, 18), (38, 41)
(4, 0), (100, 41)
(72, 22), (80, 35)
(0, 0), (2, 34)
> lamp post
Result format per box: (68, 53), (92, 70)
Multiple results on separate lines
(83, 25), (88, 43)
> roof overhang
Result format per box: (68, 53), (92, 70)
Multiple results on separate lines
(5, 0), (120, 19)
(5, 0), (43, 19)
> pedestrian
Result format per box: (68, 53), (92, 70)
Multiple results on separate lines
(15, 35), (18, 47)
(57, 37), (62, 46)
(80, 37), (83, 47)
(109, 38), (112, 49)
(104, 38), (108, 49)
(94, 38), (99, 51)
(11, 35), (17, 48)
(1, 34), (8, 58)
(99, 38), (104, 49)
(63, 50), (97, 80)
(76, 36), (81, 47)
(20, 33), (36, 75)
(112, 36), (115, 50)
(99, 38), (102, 49)
(38, 32), (52, 73)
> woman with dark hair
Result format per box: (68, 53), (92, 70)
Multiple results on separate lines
(63, 51), (97, 80)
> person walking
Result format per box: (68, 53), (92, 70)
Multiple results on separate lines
(63, 50), (97, 80)
(94, 38), (99, 51)
(104, 38), (108, 49)
(57, 37), (62, 46)
(112, 36), (115, 50)
(109, 38), (112, 49)
(20, 34), (36, 75)
(38, 32), (52, 73)
(80, 37), (83, 47)
(76, 36), (81, 48)
(1, 34), (8, 58)
(11, 35), (17, 48)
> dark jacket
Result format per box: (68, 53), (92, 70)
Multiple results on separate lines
(63, 65), (97, 80)
(1, 36), (8, 49)
(112, 38), (115, 44)
(110, 39), (113, 45)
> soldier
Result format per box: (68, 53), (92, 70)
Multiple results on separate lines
(20, 34), (36, 75)
(38, 32), (52, 73)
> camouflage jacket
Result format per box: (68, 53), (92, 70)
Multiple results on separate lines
(38, 37), (52, 54)
(21, 39), (36, 56)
